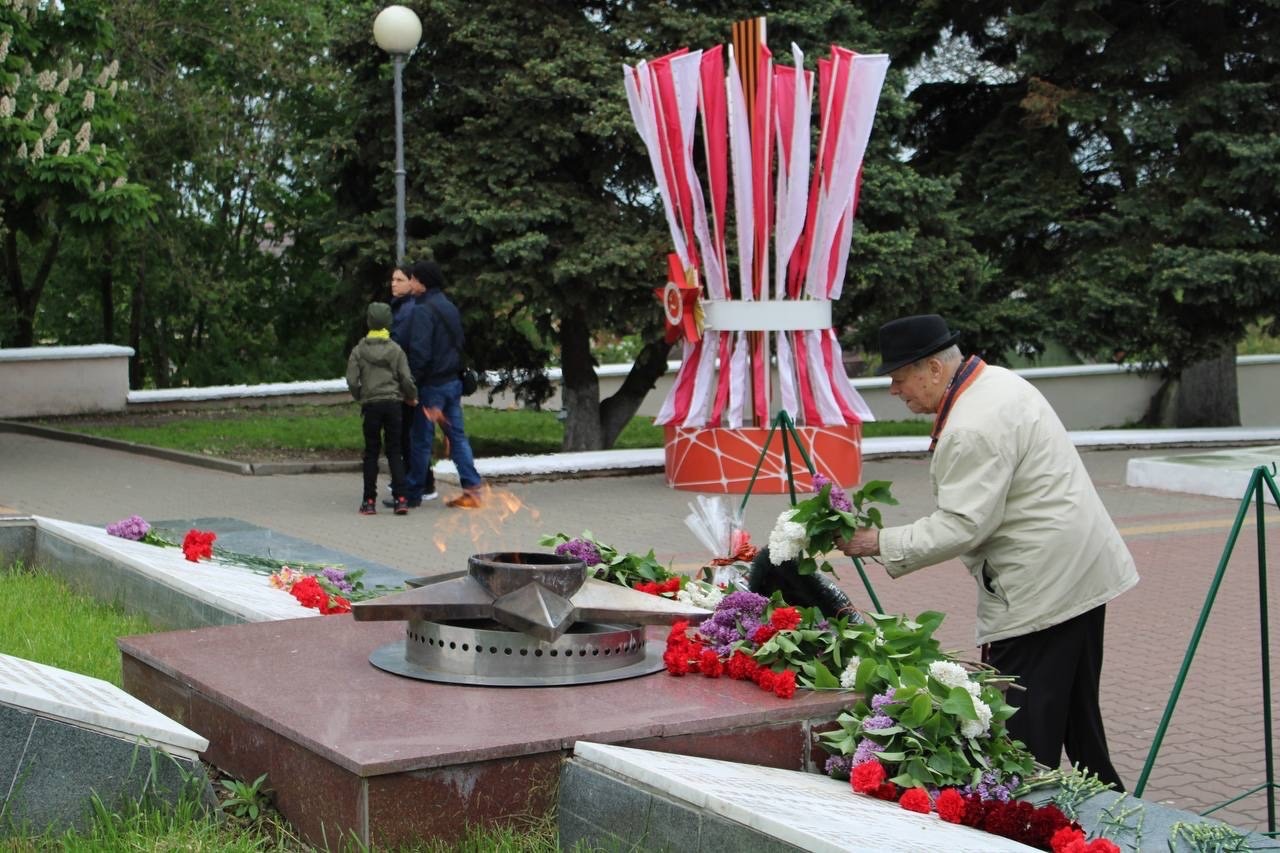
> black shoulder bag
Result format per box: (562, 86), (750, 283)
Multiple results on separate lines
(422, 300), (479, 395)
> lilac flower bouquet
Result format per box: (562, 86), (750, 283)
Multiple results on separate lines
(767, 474), (897, 576)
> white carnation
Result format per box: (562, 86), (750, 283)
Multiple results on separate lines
(960, 699), (993, 739)
(767, 509), (807, 564)
(839, 655), (862, 689)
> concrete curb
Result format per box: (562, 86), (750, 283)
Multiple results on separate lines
(0, 420), (252, 475)
(5, 418), (1279, 481)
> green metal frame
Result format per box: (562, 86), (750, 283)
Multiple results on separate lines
(1134, 463), (1280, 835)
(736, 410), (883, 612)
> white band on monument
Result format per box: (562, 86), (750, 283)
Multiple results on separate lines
(702, 299), (832, 332)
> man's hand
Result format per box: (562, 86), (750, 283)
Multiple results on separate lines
(837, 527), (881, 559)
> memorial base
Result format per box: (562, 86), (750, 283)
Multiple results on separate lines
(663, 424), (862, 493)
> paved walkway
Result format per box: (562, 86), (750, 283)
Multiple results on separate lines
(3, 428), (1280, 832)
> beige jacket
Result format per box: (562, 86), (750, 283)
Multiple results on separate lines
(878, 365), (1138, 644)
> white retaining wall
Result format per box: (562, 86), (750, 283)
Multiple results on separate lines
(0, 345), (134, 418)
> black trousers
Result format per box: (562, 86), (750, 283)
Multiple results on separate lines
(362, 401), (407, 500)
(983, 604), (1125, 790)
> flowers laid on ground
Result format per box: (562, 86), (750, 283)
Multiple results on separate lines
(539, 530), (684, 595)
(181, 529), (217, 562)
(106, 515), (389, 614)
(270, 568), (351, 615)
(768, 475), (897, 575)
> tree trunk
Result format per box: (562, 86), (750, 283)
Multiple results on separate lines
(598, 334), (671, 447)
(1143, 344), (1241, 428)
(128, 249), (146, 389)
(99, 236), (115, 343)
(559, 307), (602, 451)
(1173, 344), (1240, 428)
(4, 229), (61, 348)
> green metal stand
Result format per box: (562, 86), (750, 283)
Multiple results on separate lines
(736, 410), (883, 612)
(1134, 464), (1280, 835)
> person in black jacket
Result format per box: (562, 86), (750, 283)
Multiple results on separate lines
(407, 259), (484, 508)
(387, 264), (437, 506)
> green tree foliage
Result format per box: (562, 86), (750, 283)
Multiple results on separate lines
(899, 0), (1280, 424)
(0, 0), (152, 347)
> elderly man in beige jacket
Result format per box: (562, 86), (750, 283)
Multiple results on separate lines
(839, 314), (1138, 789)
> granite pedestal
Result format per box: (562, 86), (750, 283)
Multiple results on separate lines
(118, 615), (855, 848)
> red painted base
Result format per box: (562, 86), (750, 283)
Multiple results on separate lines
(663, 423), (863, 493)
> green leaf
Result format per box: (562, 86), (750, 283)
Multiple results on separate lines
(811, 659), (841, 690)
(941, 687), (978, 720)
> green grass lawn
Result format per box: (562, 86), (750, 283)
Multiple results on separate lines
(42, 403), (929, 460)
(0, 563), (156, 687)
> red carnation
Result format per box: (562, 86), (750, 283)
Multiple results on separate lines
(699, 649), (723, 678)
(851, 759), (886, 794)
(289, 576), (328, 610)
(960, 793), (986, 828)
(666, 621), (690, 644)
(752, 624), (778, 644)
(321, 594), (351, 615)
(663, 647), (690, 675)
(772, 668), (797, 699)
(1085, 839), (1119, 853)
(754, 668), (777, 692)
(1029, 803), (1072, 847)
(898, 788), (931, 814)
(872, 782), (899, 801)
(726, 651), (756, 680)
(1051, 826), (1087, 853)
(661, 577), (681, 594)
(181, 529), (216, 562)
(935, 788), (965, 824)
(769, 606), (802, 631)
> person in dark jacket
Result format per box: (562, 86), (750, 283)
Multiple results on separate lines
(406, 259), (484, 508)
(388, 264), (436, 506)
(346, 302), (417, 515)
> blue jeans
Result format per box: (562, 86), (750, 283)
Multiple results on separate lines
(414, 377), (482, 491)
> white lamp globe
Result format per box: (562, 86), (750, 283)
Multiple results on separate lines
(373, 6), (422, 55)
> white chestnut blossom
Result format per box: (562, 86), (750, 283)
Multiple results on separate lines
(0, 95), (12, 118)
(35, 70), (56, 91)
(767, 509), (807, 564)
(107, 81), (118, 98)
(31, 137), (43, 160)
(0, 31), (10, 63)
(82, 90), (94, 111)
(42, 102), (57, 121)
(55, 76), (69, 95)
(112, 176), (126, 188)
(55, 139), (69, 157)
(41, 118), (56, 142)
(16, 142), (27, 160)
(75, 121), (91, 153)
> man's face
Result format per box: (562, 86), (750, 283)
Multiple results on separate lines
(888, 359), (943, 415)
(408, 275), (426, 295)
(390, 270), (411, 299)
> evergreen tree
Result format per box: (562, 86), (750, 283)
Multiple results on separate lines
(902, 0), (1280, 424)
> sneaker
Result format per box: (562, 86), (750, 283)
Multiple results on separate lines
(359, 499), (377, 515)
(394, 497), (409, 516)
(446, 492), (482, 509)
(422, 490), (439, 501)
(384, 497), (421, 509)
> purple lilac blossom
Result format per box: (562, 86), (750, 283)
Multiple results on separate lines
(812, 473), (854, 512)
(555, 538), (602, 566)
(106, 515), (151, 541)
(321, 567), (354, 593)
(824, 754), (853, 779)
(851, 738), (880, 767)
(961, 771), (1018, 802)
(862, 712), (894, 731)
(870, 689), (897, 711)
(698, 591), (769, 654)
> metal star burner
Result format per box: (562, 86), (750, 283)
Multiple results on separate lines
(352, 552), (712, 686)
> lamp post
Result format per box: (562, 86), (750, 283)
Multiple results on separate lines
(373, 5), (422, 263)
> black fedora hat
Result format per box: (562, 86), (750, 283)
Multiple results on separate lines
(874, 314), (961, 375)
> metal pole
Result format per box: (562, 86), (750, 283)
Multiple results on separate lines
(1257, 473), (1276, 834)
(392, 52), (407, 263)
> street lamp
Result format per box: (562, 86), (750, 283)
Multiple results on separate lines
(373, 5), (422, 263)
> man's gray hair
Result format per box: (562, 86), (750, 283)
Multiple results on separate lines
(911, 344), (962, 371)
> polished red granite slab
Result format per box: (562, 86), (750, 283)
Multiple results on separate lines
(119, 615), (854, 846)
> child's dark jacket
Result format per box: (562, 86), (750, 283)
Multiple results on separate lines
(346, 337), (416, 405)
